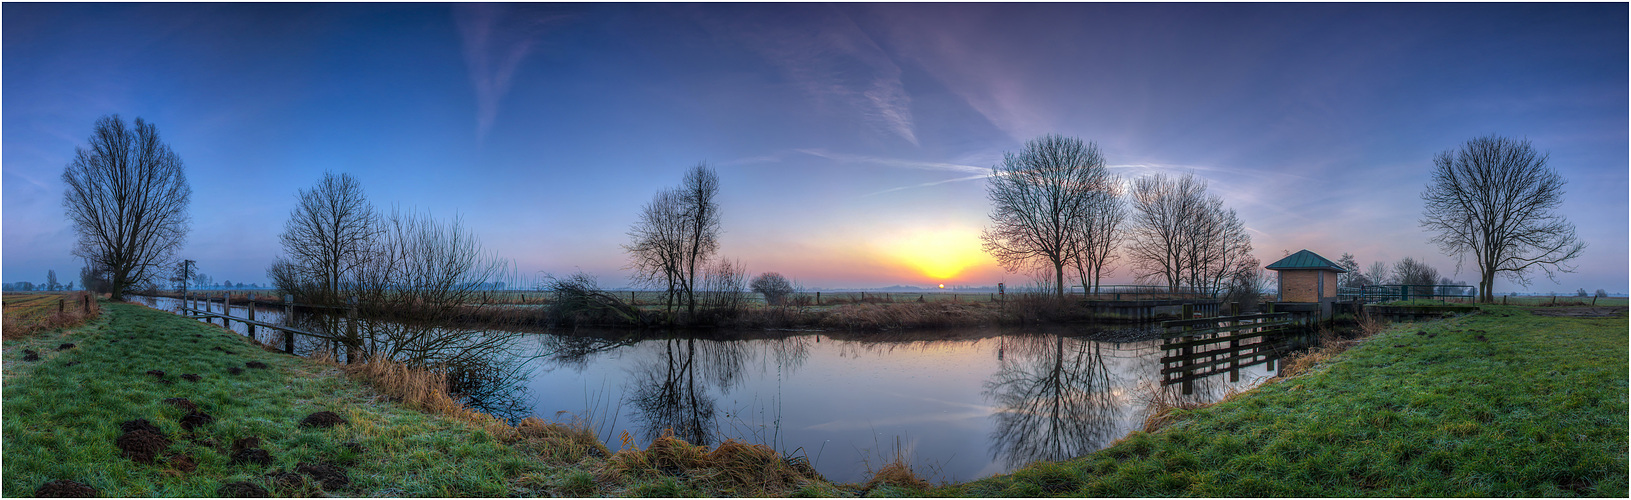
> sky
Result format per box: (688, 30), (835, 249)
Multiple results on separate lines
(3, 2), (1627, 293)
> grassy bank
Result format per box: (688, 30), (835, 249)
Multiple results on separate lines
(928, 304), (1628, 497)
(1, 301), (836, 497)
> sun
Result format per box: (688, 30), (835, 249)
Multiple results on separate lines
(884, 227), (990, 282)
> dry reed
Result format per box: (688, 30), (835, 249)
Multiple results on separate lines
(1, 292), (101, 340)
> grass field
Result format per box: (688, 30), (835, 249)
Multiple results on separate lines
(8, 298), (1623, 496)
(928, 304), (1628, 497)
(0, 301), (838, 497)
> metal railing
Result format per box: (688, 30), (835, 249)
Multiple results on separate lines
(1338, 284), (1477, 303)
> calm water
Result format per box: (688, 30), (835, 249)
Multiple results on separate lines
(133, 296), (1274, 483)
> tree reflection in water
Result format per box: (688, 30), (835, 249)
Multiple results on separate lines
(983, 334), (1120, 468)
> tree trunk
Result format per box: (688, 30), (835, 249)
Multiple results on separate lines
(1055, 262), (1066, 298)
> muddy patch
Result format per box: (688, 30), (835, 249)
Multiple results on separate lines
(295, 462), (350, 490)
(34, 479), (98, 497)
(217, 481), (268, 497)
(23, 350), (40, 362)
(179, 411), (215, 431)
(298, 411), (347, 428)
(116, 429), (171, 463)
(163, 398), (199, 412)
(1528, 306), (1626, 318)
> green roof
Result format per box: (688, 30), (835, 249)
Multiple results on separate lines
(1265, 249), (1348, 272)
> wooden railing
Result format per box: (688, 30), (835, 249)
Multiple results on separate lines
(1159, 303), (1314, 394)
(172, 292), (332, 356)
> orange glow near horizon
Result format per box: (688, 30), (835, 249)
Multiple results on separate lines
(881, 227), (993, 282)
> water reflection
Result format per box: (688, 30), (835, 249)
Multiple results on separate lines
(627, 338), (725, 446)
(984, 335), (1121, 468)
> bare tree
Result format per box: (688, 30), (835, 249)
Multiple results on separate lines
(1126, 172), (1253, 295)
(1365, 261), (1389, 287)
(625, 163), (721, 316)
(61, 115), (192, 300)
(678, 164), (721, 314)
(80, 264), (111, 294)
(750, 272), (796, 305)
(1390, 257), (1441, 289)
(1421, 135), (1586, 303)
(626, 189), (688, 313)
(1070, 179), (1128, 295)
(273, 172), (379, 305)
(982, 135), (1112, 297)
(45, 270), (60, 291)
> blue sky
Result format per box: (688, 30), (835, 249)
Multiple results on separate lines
(4, 3), (1626, 293)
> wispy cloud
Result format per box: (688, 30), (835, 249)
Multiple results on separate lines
(453, 4), (568, 142)
(796, 149), (988, 175)
(866, 174), (990, 197)
(695, 5), (918, 145)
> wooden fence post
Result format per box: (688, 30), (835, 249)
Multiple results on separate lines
(283, 295), (295, 354)
(346, 296), (359, 364)
(247, 293), (257, 340)
(59, 298), (65, 315)
(221, 292), (232, 330)
(816, 291), (821, 305)
(83, 293), (91, 313)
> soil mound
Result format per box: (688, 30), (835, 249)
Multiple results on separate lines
(57, 343), (76, 351)
(23, 350), (40, 362)
(145, 370), (166, 378)
(180, 374), (202, 382)
(63, 361), (79, 367)
(120, 419), (163, 435)
(233, 437), (261, 451)
(265, 471), (305, 490)
(298, 411), (347, 428)
(179, 411), (215, 431)
(231, 448), (273, 467)
(116, 429), (171, 463)
(34, 479), (98, 497)
(245, 361), (269, 370)
(295, 462), (349, 490)
(217, 481), (268, 497)
(228, 367), (244, 375)
(162, 398), (198, 412)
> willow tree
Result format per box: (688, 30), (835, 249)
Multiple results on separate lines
(62, 115), (192, 300)
(1421, 135), (1584, 303)
(981, 135), (1112, 298)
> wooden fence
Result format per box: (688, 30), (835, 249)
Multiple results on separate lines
(172, 292), (352, 360)
(1159, 303), (1316, 394)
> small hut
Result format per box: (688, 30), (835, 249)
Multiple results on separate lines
(1265, 249), (1347, 303)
